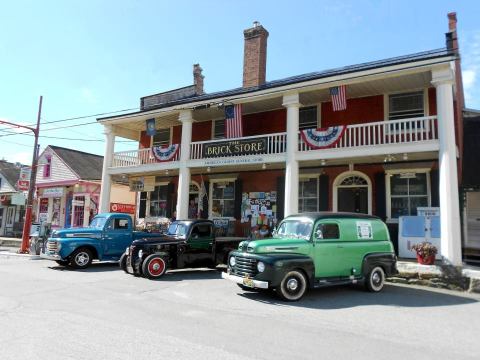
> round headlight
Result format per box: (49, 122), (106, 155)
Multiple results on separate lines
(138, 250), (143, 258)
(56, 242), (62, 251)
(229, 256), (236, 267)
(257, 261), (265, 273)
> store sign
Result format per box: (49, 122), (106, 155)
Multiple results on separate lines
(203, 156), (265, 167)
(42, 187), (64, 198)
(11, 193), (26, 206)
(203, 137), (268, 158)
(72, 200), (84, 206)
(16, 167), (31, 191)
(110, 203), (136, 214)
(129, 176), (155, 192)
(17, 180), (29, 191)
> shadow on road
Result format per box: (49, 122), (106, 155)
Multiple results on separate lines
(239, 283), (478, 309)
(49, 262), (120, 273)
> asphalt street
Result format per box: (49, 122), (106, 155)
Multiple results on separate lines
(0, 254), (479, 360)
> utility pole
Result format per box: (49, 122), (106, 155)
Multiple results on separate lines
(20, 96), (43, 253)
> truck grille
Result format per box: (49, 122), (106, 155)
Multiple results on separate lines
(232, 255), (258, 277)
(47, 241), (58, 252)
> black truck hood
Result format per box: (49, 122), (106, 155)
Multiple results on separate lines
(132, 235), (187, 247)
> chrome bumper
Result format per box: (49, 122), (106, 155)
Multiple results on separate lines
(221, 271), (269, 289)
(40, 252), (62, 261)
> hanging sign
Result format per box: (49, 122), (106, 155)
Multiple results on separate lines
(110, 203), (136, 214)
(151, 144), (179, 162)
(129, 176), (155, 192)
(16, 167), (31, 191)
(203, 137), (268, 158)
(42, 187), (64, 198)
(300, 126), (346, 149)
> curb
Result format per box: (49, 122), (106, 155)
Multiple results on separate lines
(0, 251), (42, 259)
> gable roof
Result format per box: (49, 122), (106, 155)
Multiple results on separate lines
(48, 146), (103, 181)
(0, 160), (22, 188)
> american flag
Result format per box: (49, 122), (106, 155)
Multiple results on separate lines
(330, 85), (347, 111)
(225, 104), (243, 138)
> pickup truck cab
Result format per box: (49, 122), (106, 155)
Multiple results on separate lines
(222, 212), (397, 301)
(41, 213), (159, 269)
(123, 219), (243, 279)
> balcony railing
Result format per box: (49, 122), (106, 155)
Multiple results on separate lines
(112, 147), (180, 168)
(189, 132), (287, 160)
(298, 116), (438, 151)
(110, 116), (438, 169)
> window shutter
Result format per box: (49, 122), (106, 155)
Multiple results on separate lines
(319, 174), (329, 211)
(166, 182), (175, 218)
(430, 170), (439, 207)
(234, 179), (243, 220)
(276, 176), (285, 221)
(201, 181), (209, 219)
(375, 172), (386, 220)
(139, 192), (147, 218)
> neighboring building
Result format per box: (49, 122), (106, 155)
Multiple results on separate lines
(35, 145), (135, 228)
(0, 160), (26, 236)
(97, 14), (466, 265)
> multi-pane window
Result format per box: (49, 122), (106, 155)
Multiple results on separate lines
(149, 185), (169, 217)
(390, 173), (429, 218)
(152, 128), (170, 147)
(388, 91), (424, 120)
(299, 106), (318, 130)
(211, 181), (235, 217)
(299, 178), (318, 212)
(213, 119), (225, 139)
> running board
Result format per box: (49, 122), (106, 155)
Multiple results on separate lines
(313, 277), (364, 288)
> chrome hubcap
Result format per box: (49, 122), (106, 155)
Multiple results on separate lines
(287, 278), (298, 291)
(76, 253), (89, 266)
(372, 272), (380, 284)
(152, 263), (160, 271)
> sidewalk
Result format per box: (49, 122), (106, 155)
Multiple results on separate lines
(0, 236), (22, 247)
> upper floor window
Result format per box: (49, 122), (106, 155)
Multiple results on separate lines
(213, 119), (225, 139)
(388, 91), (424, 120)
(152, 128), (170, 147)
(43, 155), (52, 178)
(299, 106), (318, 130)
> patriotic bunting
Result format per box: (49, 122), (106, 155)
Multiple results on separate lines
(151, 144), (179, 162)
(300, 126), (347, 149)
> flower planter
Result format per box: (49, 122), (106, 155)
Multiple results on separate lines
(416, 254), (435, 265)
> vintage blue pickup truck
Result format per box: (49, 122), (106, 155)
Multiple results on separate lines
(40, 213), (159, 269)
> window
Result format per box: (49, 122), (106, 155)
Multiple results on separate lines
(299, 106), (318, 130)
(191, 224), (212, 238)
(315, 223), (340, 240)
(299, 178), (318, 212)
(390, 173), (429, 219)
(213, 119), (225, 139)
(211, 181), (235, 218)
(388, 91), (424, 120)
(111, 218), (130, 230)
(150, 185), (169, 217)
(43, 155), (52, 178)
(152, 128), (170, 147)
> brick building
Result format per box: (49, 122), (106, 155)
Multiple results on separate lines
(97, 14), (466, 265)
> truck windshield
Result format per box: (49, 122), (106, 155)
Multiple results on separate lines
(89, 217), (107, 229)
(167, 223), (188, 237)
(276, 220), (313, 240)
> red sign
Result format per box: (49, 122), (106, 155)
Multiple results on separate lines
(110, 203), (136, 214)
(17, 180), (29, 191)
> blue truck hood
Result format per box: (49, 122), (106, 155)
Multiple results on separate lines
(52, 227), (102, 239)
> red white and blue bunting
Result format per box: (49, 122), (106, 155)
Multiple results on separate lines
(151, 144), (179, 162)
(300, 126), (347, 149)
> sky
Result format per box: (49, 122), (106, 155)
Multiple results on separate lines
(0, 0), (479, 165)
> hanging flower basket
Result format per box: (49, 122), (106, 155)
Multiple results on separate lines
(411, 242), (438, 265)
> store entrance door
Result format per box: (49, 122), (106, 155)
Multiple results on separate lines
(0, 208), (4, 235)
(72, 196), (85, 227)
(338, 188), (368, 214)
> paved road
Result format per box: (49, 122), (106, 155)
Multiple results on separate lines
(0, 255), (479, 360)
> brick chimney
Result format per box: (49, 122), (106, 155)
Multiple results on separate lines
(193, 64), (204, 95)
(243, 21), (269, 88)
(446, 12), (458, 52)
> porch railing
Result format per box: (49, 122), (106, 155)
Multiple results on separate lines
(189, 132), (287, 160)
(298, 116), (438, 151)
(112, 147), (180, 168)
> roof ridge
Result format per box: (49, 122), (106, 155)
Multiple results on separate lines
(48, 145), (103, 159)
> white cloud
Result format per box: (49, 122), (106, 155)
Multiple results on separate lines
(80, 87), (97, 104)
(461, 31), (480, 108)
(9, 151), (32, 165)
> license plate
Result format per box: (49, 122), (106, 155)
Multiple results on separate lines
(127, 266), (134, 274)
(243, 277), (254, 288)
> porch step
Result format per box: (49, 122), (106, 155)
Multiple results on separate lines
(0, 237), (22, 248)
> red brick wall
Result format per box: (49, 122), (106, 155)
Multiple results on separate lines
(428, 87), (437, 116)
(322, 95), (384, 127)
(172, 125), (182, 144)
(192, 121), (212, 142)
(139, 131), (151, 149)
(243, 109), (286, 135)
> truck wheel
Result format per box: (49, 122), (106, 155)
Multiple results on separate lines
(365, 266), (385, 292)
(119, 253), (128, 273)
(70, 248), (93, 269)
(55, 260), (69, 266)
(276, 270), (307, 301)
(142, 254), (167, 279)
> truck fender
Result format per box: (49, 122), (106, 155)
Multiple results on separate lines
(62, 241), (101, 260)
(362, 253), (397, 278)
(270, 256), (315, 289)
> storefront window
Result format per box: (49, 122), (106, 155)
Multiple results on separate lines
(390, 173), (428, 218)
(150, 185), (169, 217)
(212, 182), (235, 217)
(299, 178), (318, 212)
(51, 198), (61, 226)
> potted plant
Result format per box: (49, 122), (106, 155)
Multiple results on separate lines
(411, 242), (438, 265)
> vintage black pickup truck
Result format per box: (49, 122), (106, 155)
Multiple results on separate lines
(121, 219), (244, 279)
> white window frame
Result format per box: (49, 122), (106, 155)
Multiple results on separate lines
(383, 88), (429, 121)
(332, 170), (372, 215)
(146, 181), (170, 218)
(209, 178), (236, 219)
(211, 118), (226, 139)
(298, 174), (319, 213)
(385, 168), (431, 223)
(150, 127), (172, 147)
(299, 104), (321, 130)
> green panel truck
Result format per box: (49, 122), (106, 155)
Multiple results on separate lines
(222, 212), (397, 301)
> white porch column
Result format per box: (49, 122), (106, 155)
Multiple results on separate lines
(432, 67), (462, 265)
(176, 110), (193, 219)
(283, 92), (301, 217)
(99, 125), (115, 213)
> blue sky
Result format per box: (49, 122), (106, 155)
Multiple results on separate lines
(1, 0), (479, 165)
